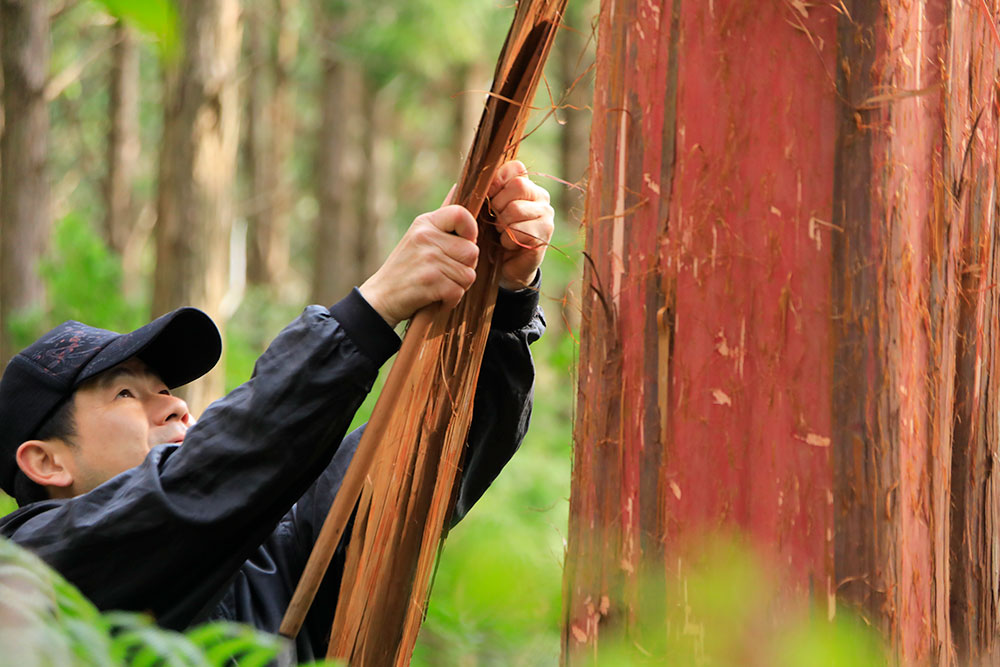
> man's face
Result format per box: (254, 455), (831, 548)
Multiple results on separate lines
(63, 358), (191, 494)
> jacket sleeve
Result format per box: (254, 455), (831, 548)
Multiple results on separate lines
(0, 291), (401, 630)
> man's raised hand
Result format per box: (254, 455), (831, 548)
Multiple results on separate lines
(359, 160), (554, 327)
(488, 160), (554, 291)
(359, 205), (479, 328)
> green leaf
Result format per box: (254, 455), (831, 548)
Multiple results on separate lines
(91, 0), (180, 59)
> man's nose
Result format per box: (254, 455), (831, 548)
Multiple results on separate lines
(151, 393), (191, 426)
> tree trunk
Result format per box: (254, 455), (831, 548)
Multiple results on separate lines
(153, 0), (241, 415)
(310, 51), (364, 306)
(104, 21), (139, 255)
(451, 62), (485, 175)
(245, 0), (297, 289)
(946, 5), (1000, 660)
(563, 1), (998, 664)
(0, 0), (50, 367)
(356, 79), (392, 285)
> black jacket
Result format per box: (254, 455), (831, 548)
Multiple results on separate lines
(0, 286), (543, 661)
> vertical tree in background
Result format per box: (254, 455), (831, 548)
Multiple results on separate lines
(154, 0), (240, 413)
(356, 80), (392, 283)
(0, 0), (50, 367)
(563, 0), (999, 664)
(104, 20), (139, 255)
(310, 2), (365, 306)
(245, 0), (297, 289)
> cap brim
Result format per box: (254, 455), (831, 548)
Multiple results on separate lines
(78, 308), (222, 389)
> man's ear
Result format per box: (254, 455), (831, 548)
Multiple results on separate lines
(15, 440), (74, 492)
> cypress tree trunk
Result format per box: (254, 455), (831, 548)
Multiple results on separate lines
(0, 0), (49, 367)
(153, 0), (241, 414)
(563, 1), (999, 664)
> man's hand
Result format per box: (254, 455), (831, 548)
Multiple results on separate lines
(359, 160), (554, 327)
(488, 160), (554, 291)
(359, 205), (480, 328)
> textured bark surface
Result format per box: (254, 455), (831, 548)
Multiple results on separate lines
(563, 0), (1000, 664)
(0, 0), (50, 367)
(153, 0), (241, 414)
(947, 2), (1000, 660)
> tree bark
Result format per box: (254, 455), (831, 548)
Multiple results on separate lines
(153, 0), (241, 414)
(0, 0), (50, 367)
(104, 21), (139, 255)
(563, 1), (998, 664)
(556, 0), (590, 220)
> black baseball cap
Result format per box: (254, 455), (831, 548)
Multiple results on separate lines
(0, 308), (221, 497)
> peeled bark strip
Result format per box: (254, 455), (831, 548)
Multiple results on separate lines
(0, 0), (50, 367)
(153, 0), (241, 414)
(563, 0), (998, 664)
(279, 2), (567, 664)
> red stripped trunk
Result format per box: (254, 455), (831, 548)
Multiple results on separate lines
(564, 0), (999, 663)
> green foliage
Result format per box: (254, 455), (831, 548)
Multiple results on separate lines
(0, 493), (16, 518)
(332, 0), (506, 86)
(8, 213), (147, 351)
(0, 536), (327, 667)
(91, 0), (180, 59)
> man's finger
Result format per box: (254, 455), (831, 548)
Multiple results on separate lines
(434, 233), (480, 268)
(488, 160), (528, 198)
(490, 176), (549, 214)
(498, 223), (545, 251)
(427, 205), (478, 242)
(497, 200), (553, 227)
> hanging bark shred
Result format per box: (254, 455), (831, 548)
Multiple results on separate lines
(278, 2), (567, 664)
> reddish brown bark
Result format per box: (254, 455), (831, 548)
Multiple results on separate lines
(564, 0), (999, 664)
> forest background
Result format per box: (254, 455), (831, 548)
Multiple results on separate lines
(0, 0), (594, 663)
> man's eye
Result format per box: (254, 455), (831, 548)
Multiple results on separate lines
(116, 388), (135, 399)
(159, 389), (171, 396)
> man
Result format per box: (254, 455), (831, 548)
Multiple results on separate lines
(0, 161), (553, 661)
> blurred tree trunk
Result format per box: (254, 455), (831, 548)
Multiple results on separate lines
(451, 62), (484, 175)
(153, 0), (240, 414)
(310, 47), (364, 306)
(0, 0), (50, 366)
(104, 21), (139, 255)
(245, 0), (297, 289)
(563, 0), (998, 665)
(356, 80), (393, 284)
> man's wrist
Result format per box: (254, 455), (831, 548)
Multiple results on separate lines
(357, 282), (401, 329)
(498, 269), (540, 292)
(492, 270), (541, 331)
